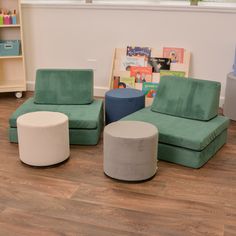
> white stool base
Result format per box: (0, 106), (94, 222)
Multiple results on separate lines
(17, 111), (70, 167)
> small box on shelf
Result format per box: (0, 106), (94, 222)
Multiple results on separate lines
(0, 40), (20, 56)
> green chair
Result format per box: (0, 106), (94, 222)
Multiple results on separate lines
(122, 76), (229, 168)
(9, 69), (104, 145)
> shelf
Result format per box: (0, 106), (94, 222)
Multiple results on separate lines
(0, 55), (23, 59)
(0, 24), (21, 28)
(0, 80), (26, 92)
(0, 0), (26, 96)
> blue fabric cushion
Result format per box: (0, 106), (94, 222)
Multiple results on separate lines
(105, 88), (145, 124)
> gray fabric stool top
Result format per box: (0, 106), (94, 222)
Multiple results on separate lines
(223, 72), (236, 120)
(103, 120), (158, 181)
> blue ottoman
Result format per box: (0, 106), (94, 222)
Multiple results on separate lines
(105, 88), (145, 124)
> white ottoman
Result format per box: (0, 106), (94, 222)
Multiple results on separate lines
(17, 111), (70, 166)
(104, 121), (158, 181)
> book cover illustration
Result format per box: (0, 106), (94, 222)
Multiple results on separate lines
(134, 83), (142, 91)
(120, 56), (146, 71)
(160, 70), (186, 77)
(112, 76), (135, 89)
(119, 77), (135, 88)
(126, 46), (151, 59)
(142, 82), (158, 98)
(152, 73), (160, 83)
(148, 57), (171, 73)
(163, 47), (185, 63)
(112, 76), (120, 89)
(130, 66), (152, 83)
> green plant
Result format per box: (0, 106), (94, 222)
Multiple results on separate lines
(190, 0), (201, 6)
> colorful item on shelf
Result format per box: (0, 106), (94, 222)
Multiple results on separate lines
(0, 9), (17, 25)
(0, 10), (3, 25)
(4, 15), (11, 25)
(12, 10), (17, 24)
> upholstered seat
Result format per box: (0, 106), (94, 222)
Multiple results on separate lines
(9, 98), (103, 130)
(122, 76), (229, 168)
(9, 69), (103, 145)
(123, 107), (228, 151)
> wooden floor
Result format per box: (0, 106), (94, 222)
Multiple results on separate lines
(0, 92), (235, 236)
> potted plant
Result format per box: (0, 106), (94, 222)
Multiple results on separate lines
(190, 0), (200, 6)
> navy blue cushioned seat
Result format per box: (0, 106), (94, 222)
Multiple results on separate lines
(105, 88), (145, 124)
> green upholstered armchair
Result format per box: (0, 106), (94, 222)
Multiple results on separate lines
(9, 69), (104, 145)
(122, 76), (229, 168)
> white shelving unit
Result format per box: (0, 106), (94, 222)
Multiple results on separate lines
(0, 0), (26, 98)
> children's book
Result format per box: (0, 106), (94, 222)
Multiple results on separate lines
(135, 83), (142, 90)
(152, 73), (161, 83)
(130, 66), (152, 83)
(163, 47), (185, 63)
(160, 70), (186, 77)
(112, 76), (120, 89)
(148, 57), (171, 73)
(119, 77), (135, 88)
(120, 56), (146, 71)
(142, 82), (158, 98)
(126, 46), (151, 59)
(112, 76), (135, 89)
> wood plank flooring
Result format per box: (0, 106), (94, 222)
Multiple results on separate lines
(0, 92), (235, 236)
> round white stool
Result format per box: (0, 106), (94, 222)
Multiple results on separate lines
(104, 121), (158, 181)
(17, 111), (70, 166)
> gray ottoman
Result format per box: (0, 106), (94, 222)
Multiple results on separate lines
(104, 121), (158, 181)
(223, 72), (236, 120)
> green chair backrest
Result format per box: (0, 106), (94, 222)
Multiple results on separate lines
(34, 69), (94, 105)
(151, 76), (221, 121)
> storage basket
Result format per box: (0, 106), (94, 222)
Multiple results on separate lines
(0, 40), (21, 56)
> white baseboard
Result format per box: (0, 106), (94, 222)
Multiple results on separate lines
(219, 96), (224, 109)
(26, 81), (35, 91)
(94, 86), (109, 97)
(26, 81), (225, 108)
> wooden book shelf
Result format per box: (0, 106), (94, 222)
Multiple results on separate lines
(109, 47), (191, 106)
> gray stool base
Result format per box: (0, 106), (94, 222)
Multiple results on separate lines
(104, 121), (158, 182)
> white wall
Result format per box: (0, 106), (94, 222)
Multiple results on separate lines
(21, 3), (236, 102)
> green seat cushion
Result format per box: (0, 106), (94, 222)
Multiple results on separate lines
(158, 130), (227, 168)
(9, 98), (103, 129)
(34, 69), (94, 105)
(151, 76), (221, 121)
(122, 107), (229, 151)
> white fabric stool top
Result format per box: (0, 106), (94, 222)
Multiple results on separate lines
(104, 120), (158, 181)
(17, 111), (70, 166)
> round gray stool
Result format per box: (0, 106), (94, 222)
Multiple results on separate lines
(223, 72), (236, 120)
(103, 121), (158, 181)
